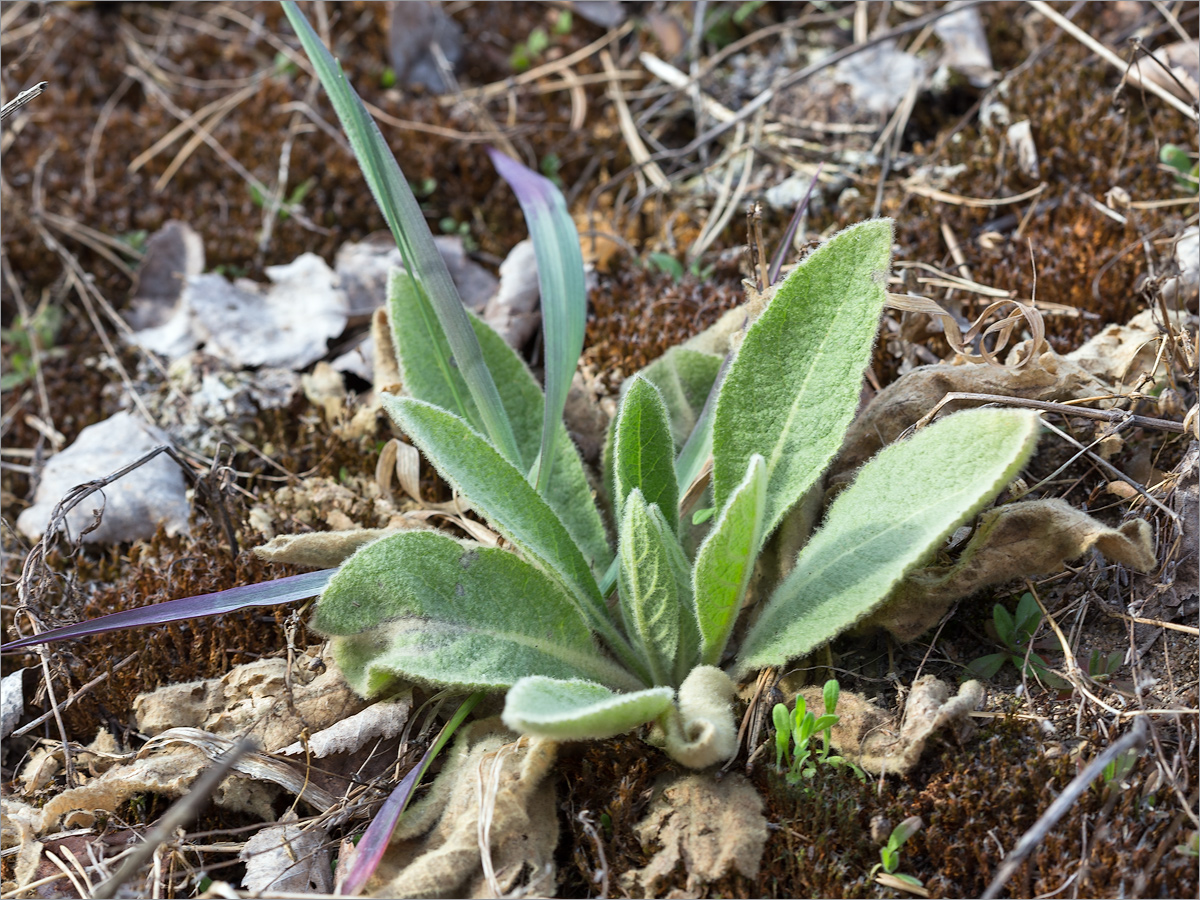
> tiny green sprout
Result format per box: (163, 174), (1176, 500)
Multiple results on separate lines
(967, 593), (1070, 689)
(646, 251), (686, 281)
(1176, 831), (1199, 858)
(1102, 748), (1139, 787)
(552, 8), (573, 35)
(0, 305), (64, 393)
(1160, 144), (1199, 192)
(380, 67), (397, 89)
(1086, 649), (1123, 682)
(870, 816), (924, 888)
(772, 680), (863, 785)
(691, 506), (716, 526)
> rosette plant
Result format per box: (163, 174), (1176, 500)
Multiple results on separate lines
(2, 5), (1041, 773)
(277, 2), (1038, 769)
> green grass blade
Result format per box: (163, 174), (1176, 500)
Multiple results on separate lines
(281, 1), (519, 465)
(488, 149), (587, 496)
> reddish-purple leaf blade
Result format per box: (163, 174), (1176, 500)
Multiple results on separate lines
(0, 569), (336, 653)
(339, 692), (482, 896)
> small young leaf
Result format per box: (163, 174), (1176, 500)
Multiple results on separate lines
(1015, 591), (1041, 636)
(993, 603), (1017, 649)
(314, 531), (641, 696)
(965, 653), (1007, 680)
(389, 272), (611, 573)
(712, 219), (893, 540)
(502, 677), (674, 740)
(383, 396), (642, 676)
(614, 377), (680, 533)
(736, 408), (1040, 677)
(693, 454), (767, 665)
(618, 490), (683, 686)
(822, 679), (840, 715)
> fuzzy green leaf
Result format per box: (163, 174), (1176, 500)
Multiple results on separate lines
(281, 2), (519, 464)
(712, 219), (893, 540)
(316, 531), (640, 696)
(389, 271), (611, 573)
(614, 376), (679, 533)
(639, 347), (723, 450)
(502, 676), (674, 740)
(618, 491), (684, 686)
(736, 409), (1040, 677)
(693, 454), (767, 665)
(383, 396), (645, 679)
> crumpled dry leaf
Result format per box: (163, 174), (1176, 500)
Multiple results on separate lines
(133, 646), (367, 752)
(795, 676), (983, 777)
(279, 694), (411, 758)
(254, 528), (394, 567)
(0, 798), (43, 894)
(1065, 307), (1195, 387)
(367, 722), (559, 900)
(868, 498), (1156, 642)
(831, 351), (1112, 487)
(621, 772), (769, 897)
(241, 812), (333, 894)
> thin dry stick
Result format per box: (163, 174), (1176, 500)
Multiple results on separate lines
(1036, 417), (1182, 526)
(980, 717), (1149, 900)
(92, 740), (253, 900)
(1026, 0), (1199, 121)
(672, 1), (987, 157)
(913, 392), (1188, 435)
(602, 49), (671, 192)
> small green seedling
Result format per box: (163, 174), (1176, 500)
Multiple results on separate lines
(772, 680), (864, 784)
(0, 304), (64, 393)
(1176, 831), (1199, 858)
(509, 12), (570, 73)
(967, 592), (1070, 689)
(1102, 748), (1139, 787)
(250, 177), (315, 220)
(1160, 144), (1199, 192)
(1086, 649), (1123, 682)
(870, 816), (925, 889)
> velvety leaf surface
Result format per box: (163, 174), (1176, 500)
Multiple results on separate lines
(502, 676), (674, 740)
(614, 377), (679, 533)
(693, 455), (767, 665)
(736, 408), (1040, 677)
(618, 492), (685, 686)
(712, 219), (893, 540)
(382, 396), (641, 674)
(639, 347), (723, 450)
(315, 531), (640, 695)
(389, 272), (611, 573)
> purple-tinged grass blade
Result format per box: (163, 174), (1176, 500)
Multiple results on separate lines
(487, 148), (587, 497)
(767, 162), (824, 286)
(339, 691), (482, 896)
(0, 569), (336, 653)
